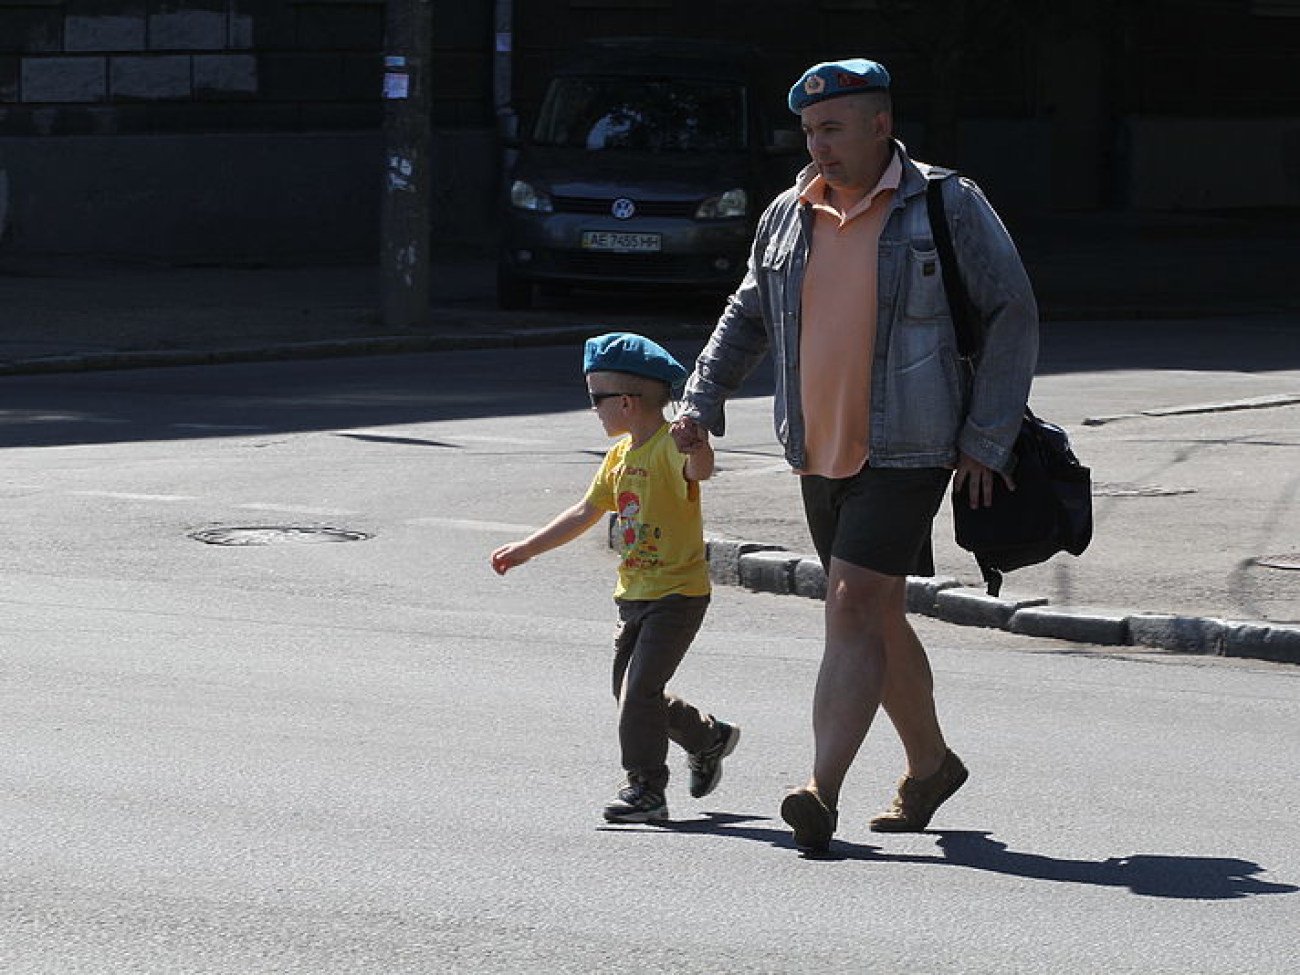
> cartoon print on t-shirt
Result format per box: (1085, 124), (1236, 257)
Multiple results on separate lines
(616, 488), (664, 568)
(616, 491), (642, 551)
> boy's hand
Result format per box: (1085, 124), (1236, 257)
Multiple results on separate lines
(679, 426), (710, 454)
(671, 416), (707, 452)
(677, 420), (714, 482)
(490, 542), (531, 575)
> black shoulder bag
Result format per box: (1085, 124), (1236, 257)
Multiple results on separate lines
(926, 175), (1093, 597)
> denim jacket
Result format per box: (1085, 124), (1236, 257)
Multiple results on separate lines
(680, 141), (1039, 474)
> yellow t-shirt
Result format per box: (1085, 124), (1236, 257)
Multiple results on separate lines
(584, 423), (711, 600)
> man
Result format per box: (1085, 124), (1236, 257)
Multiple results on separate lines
(671, 58), (1038, 852)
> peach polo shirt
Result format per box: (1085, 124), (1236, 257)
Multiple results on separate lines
(798, 153), (902, 478)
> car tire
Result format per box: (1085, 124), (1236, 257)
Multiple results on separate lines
(496, 263), (533, 310)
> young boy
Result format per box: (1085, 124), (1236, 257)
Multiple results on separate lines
(490, 332), (740, 823)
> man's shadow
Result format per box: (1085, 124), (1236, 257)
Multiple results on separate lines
(633, 815), (1298, 901)
(930, 830), (1297, 900)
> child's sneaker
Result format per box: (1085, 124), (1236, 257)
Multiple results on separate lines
(687, 720), (741, 798)
(602, 781), (668, 823)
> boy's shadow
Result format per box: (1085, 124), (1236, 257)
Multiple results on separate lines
(642, 815), (1298, 901)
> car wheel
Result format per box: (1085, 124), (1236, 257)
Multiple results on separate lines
(496, 263), (533, 310)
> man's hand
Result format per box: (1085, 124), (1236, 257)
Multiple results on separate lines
(953, 453), (1015, 509)
(670, 416), (707, 453)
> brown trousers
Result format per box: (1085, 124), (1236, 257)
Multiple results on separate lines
(612, 594), (715, 793)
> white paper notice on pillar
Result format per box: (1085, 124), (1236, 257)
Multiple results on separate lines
(383, 56), (409, 99)
(383, 73), (410, 100)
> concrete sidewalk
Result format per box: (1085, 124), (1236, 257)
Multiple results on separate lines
(1, 209), (1297, 663)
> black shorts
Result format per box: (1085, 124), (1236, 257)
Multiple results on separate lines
(800, 466), (953, 577)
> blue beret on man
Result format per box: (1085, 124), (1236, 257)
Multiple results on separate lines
(583, 332), (688, 392)
(788, 58), (891, 114)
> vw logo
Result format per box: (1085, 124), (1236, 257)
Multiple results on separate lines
(611, 198), (636, 220)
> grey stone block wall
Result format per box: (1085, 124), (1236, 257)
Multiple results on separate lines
(0, 0), (391, 134)
(0, 0), (497, 260)
(150, 5), (228, 51)
(66, 13), (146, 52)
(111, 54), (190, 99)
(22, 56), (106, 101)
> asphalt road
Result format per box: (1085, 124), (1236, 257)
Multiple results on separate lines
(2, 350), (1297, 972)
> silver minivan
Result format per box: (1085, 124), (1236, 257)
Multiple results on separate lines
(497, 38), (799, 309)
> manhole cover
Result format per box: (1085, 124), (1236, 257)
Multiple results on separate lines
(190, 526), (372, 546)
(1256, 553), (1300, 571)
(1093, 482), (1196, 498)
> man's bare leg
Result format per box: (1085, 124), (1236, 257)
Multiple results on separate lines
(880, 611), (948, 780)
(804, 558), (903, 811)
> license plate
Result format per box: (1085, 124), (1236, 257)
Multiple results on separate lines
(581, 231), (662, 253)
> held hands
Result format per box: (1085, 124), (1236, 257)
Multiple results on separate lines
(670, 416), (708, 453)
(672, 416), (714, 481)
(953, 452), (1015, 509)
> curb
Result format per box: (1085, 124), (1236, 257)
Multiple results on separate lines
(706, 538), (1300, 666)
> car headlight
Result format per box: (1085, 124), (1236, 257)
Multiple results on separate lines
(695, 188), (748, 221)
(510, 180), (553, 213)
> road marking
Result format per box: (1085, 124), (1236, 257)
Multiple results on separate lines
(407, 516), (538, 533)
(236, 503), (355, 516)
(721, 463), (792, 478)
(447, 434), (554, 445)
(68, 492), (352, 516)
(71, 491), (199, 502)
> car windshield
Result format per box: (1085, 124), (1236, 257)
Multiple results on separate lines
(532, 77), (747, 152)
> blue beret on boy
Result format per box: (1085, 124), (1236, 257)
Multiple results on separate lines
(788, 58), (891, 114)
(583, 332), (688, 391)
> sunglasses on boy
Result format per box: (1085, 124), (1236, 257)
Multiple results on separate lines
(588, 391), (643, 408)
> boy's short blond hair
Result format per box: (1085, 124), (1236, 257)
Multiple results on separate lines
(588, 370), (673, 409)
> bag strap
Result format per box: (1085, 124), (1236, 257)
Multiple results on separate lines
(925, 175), (980, 361)
(927, 174), (1003, 596)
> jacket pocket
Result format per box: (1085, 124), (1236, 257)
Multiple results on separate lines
(901, 244), (949, 321)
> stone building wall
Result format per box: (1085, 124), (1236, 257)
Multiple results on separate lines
(0, 1), (499, 260)
(0, 1), (387, 136)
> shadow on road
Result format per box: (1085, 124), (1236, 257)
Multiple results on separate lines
(0, 340), (772, 450)
(4, 314), (1296, 451)
(931, 830), (1298, 900)
(1037, 315), (1299, 376)
(604, 816), (1298, 901)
